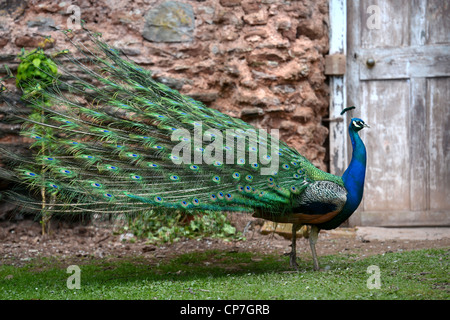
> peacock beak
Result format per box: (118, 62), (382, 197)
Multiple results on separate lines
(363, 123), (370, 128)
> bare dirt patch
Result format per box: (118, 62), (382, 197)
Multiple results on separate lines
(1, 214), (449, 268)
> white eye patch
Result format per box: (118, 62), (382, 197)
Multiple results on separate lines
(352, 120), (362, 128)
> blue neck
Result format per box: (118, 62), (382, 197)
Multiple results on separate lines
(342, 127), (367, 212)
(319, 124), (367, 230)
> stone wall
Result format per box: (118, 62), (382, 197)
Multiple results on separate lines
(0, 0), (330, 170)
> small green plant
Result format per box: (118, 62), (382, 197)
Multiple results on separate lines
(16, 47), (60, 235)
(16, 48), (58, 93)
(124, 210), (239, 243)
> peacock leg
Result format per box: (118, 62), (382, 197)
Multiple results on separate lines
(309, 225), (320, 271)
(286, 223), (301, 269)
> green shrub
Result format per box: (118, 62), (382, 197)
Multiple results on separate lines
(124, 210), (240, 243)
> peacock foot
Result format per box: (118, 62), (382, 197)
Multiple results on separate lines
(284, 250), (299, 270)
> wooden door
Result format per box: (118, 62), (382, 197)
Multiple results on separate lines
(343, 0), (450, 226)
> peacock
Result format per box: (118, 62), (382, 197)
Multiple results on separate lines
(0, 29), (369, 271)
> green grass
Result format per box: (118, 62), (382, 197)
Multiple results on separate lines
(0, 248), (448, 300)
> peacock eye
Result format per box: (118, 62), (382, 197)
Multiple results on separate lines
(352, 120), (363, 128)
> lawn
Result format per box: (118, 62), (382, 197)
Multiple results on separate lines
(0, 248), (448, 300)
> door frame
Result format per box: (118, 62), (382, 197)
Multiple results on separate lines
(328, 0), (354, 223)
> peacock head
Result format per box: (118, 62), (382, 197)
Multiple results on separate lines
(350, 118), (370, 132)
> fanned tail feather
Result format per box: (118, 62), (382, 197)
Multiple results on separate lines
(1, 28), (336, 219)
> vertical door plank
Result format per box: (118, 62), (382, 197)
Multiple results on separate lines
(409, 77), (428, 211)
(426, 0), (450, 45)
(361, 80), (411, 211)
(360, 0), (411, 48)
(346, 0), (362, 226)
(410, 0), (427, 46)
(428, 77), (450, 210)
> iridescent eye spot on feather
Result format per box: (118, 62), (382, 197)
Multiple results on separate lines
(193, 198), (200, 205)
(181, 200), (189, 207)
(214, 161), (223, 167)
(245, 185), (252, 192)
(210, 194), (217, 201)
(148, 163), (159, 168)
(170, 175), (180, 181)
(225, 193), (233, 201)
(237, 158), (245, 165)
(106, 165), (118, 170)
(32, 135), (42, 139)
(283, 164), (290, 170)
(291, 161), (298, 166)
(251, 163), (259, 169)
(212, 176), (221, 183)
(190, 165), (199, 171)
(232, 172), (240, 179)
(154, 145), (164, 150)
(245, 175), (253, 181)
(218, 192), (224, 199)
(293, 173), (300, 179)
(127, 152), (139, 158)
(238, 185), (244, 192)
(249, 147), (257, 152)
(131, 175), (142, 180)
(91, 182), (102, 188)
(60, 169), (72, 174)
(49, 183), (58, 189)
(290, 186), (299, 193)
(45, 157), (54, 161)
(154, 196), (163, 203)
(267, 177), (274, 183)
(104, 193), (113, 198)
(297, 169), (305, 174)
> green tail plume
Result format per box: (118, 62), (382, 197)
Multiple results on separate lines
(0, 28), (342, 220)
